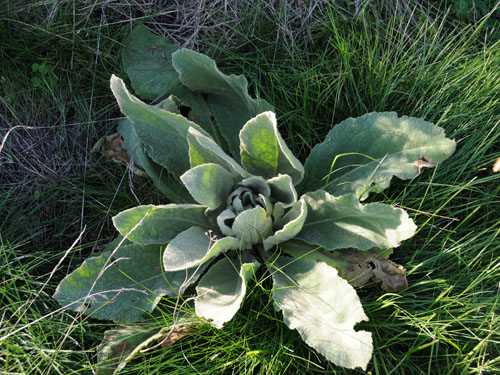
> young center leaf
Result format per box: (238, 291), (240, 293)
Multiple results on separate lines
(163, 226), (240, 271)
(271, 256), (373, 370)
(112, 204), (212, 244)
(295, 191), (417, 251)
(263, 199), (307, 250)
(180, 163), (237, 210)
(240, 111), (304, 184)
(172, 48), (274, 159)
(299, 112), (456, 199)
(195, 255), (260, 328)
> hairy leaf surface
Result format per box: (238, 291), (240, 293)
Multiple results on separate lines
(163, 226), (240, 271)
(180, 163), (237, 210)
(232, 206), (273, 249)
(122, 25), (180, 101)
(110, 75), (209, 177)
(271, 256), (373, 370)
(53, 243), (205, 322)
(195, 255), (259, 328)
(118, 118), (194, 203)
(113, 204), (211, 244)
(172, 49), (274, 159)
(263, 200), (307, 250)
(296, 191), (417, 250)
(267, 174), (297, 208)
(187, 127), (249, 177)
(240, 111), (304, 183)
(300, 112), (456, 199)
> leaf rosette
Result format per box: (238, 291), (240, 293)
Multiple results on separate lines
(53, 26), (456, 373)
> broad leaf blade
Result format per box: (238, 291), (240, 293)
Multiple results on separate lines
(110, 75), (209, 177)
(296, 191), (417, 251)
(122, 25), (181, 101)
(195, 255), (260, 328)
(263, 200), (307, 250)
(172, 48), (274, 159)
(180, 163), (237, 210)
(118, 118), (194, 203)
(187, 127), (249, 177)
(271, 256), (373, 370)
(54, 244), (167, 322)
(54, 243), (208, 322)
(113, 204), (212, 244)
(163, 226), (240, 271)
(300, 112), (456, 199)
(240, 112), (304, 183)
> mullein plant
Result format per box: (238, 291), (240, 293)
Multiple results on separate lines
(54, 26), (456, 373)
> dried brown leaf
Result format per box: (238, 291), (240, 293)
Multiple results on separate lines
(334, 248), (408, 292)
(92, 133), (145, 176)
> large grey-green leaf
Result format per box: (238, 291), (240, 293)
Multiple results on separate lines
(53, 243), (203, 322)
(263, 200), (307, 250)
(296, 191), (417, 251)
(163, 226), (240, 271)
(118, 118), (194, 203)
(172, 48), (274, 159)
(187, 127), (249, 177)
(195, 255), (260, 328)
(113, 204), (212, 244)
(122, 25), (181, 101)
(180, 163), (237, 210)
(271, 256), (373, 370)
(110, 75), (209, 177)
(232, 206), (273, 249)
(240, 112), (304, 184)
(300, 112), (456, 199)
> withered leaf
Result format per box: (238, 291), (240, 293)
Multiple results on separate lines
(92, 133), (146, 177)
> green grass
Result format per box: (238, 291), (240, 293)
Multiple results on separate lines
(1, 1), (499, 374)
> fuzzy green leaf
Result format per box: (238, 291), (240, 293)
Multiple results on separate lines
(118, 118), (194, 203)
(195, 255), (259, 328)
(172, 48), (274, 159)
(122, 25), (181, 101)
(271, 256), (373, 370)
(187, 127), (249, 177)
(296, 191), (417, 251)
(110, 75), (209, 177)
(240, 112), (304, 183)
(300, 112), (456, 199)
(163, 226), (240, 271)
(113, 204), (212, 245)
(232, 206), (273, 249)
(267, 174), (297, 207)
(263, 200), (307, 250)
(53, 243), (197, 322)
(180, 163), (237, 210)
